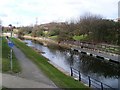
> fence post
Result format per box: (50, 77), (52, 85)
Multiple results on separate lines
(70, 67), (73, 76)
(88, 76), (91, 87)
(79, 71), (81, 81)
(101, 82), (103, 90)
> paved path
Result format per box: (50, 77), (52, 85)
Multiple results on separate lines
(2, 46), (57, 88)
(2, 73), (55, 88)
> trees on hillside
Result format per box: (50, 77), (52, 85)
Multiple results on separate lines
(17, 13), (119, 45)
(18, 26), (32, 38)
(72, 14), (119, 45)
(77, 14), (102, 36)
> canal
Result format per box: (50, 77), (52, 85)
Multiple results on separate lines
(23, 39), (119, 89)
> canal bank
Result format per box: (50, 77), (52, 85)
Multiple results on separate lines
(12, 38), (89, 88)
(23, 39), (119, 89)
(23, 36), (119, 63)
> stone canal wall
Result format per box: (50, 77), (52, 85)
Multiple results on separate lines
(23, 36), (120, 63)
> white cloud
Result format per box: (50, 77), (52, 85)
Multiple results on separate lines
(0, 0), (119, 26)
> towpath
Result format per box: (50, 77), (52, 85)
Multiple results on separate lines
(2, 46), (57, 88)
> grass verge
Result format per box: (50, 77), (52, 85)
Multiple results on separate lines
(73, 35), (88, 41)
(2, 37), (21, 73)
(12, 38), (89, 89)
(49, 35), (58, 40)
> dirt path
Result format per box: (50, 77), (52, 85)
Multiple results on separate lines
(12, 46), (57, 88)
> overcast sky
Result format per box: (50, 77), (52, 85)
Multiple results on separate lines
(0, 0), (119, 26)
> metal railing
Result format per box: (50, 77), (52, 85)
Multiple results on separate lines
(70, 67), (115, 90)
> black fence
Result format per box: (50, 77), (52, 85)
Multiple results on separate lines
(70, 67), (115, 90)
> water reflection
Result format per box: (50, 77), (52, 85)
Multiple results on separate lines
(64, 50), (119, 78)
(24, 39), (119, 88)
(79, 55), (119, 78)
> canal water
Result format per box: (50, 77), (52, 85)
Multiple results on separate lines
(23, 39), (119, 89)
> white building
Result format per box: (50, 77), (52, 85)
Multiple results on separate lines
(118, 1), (120, 21)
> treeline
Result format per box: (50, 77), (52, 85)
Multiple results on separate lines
(17, 14), (120, 45)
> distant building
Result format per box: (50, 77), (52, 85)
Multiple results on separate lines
(118, 1), (120, 22)
(113, 1), (120, 22)
(118, 18), (120, 22)
(114, 18), (120, 22)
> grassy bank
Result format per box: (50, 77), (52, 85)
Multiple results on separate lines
(12, 38), (89, 89)
(2, 37), (21, 73)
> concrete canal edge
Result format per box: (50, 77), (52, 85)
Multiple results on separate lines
(48, 61), (70, 76)
(73, 48), (119, 63)
(23, 36), (120, 64)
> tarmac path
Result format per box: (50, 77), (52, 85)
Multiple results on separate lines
(2, 73), (56, 88)
(2, 46), (57, 88)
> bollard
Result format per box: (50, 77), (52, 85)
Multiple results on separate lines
(10, 49), (13, 71)
(101, 82), (103, 90)
(88, 76), (91, 87)
(70, 67), (73, 76)
(79, 71), (81, 81)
